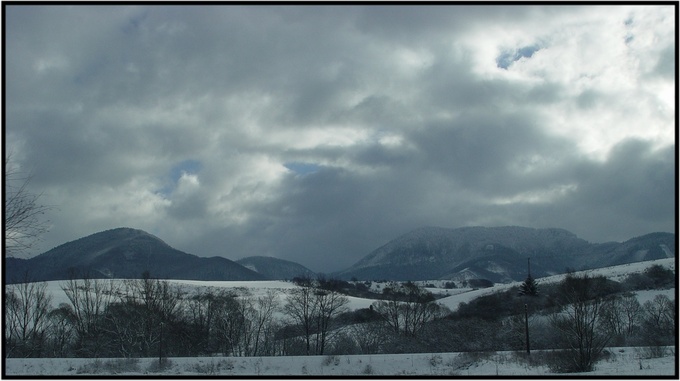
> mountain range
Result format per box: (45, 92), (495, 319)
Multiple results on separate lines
(4, 226), (675, 284)
(335, 226), (675, 282)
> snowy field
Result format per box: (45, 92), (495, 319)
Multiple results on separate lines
(436, 257), (675, 311)
(5, 257), (676, 376)
(5, 347), (675, 376)
(32, 257), (677, 314)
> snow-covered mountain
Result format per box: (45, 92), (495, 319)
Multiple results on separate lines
(4, 228), (265, 283)
(335, 226), (675, 282)
(236, 256), (316, 280)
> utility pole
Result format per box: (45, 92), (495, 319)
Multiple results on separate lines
(525, 303), (530, 356)
(525, 257), (531, 356)
(527, 257), (531, 277)
(159, 321), (164, 368)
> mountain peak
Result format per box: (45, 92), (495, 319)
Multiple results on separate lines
(6, 228), (264, 283)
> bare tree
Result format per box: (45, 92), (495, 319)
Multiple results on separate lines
(241, 289), (280, 356)
(46, 304), (76, 357)
(372, 281), (444, 337)
(349, 320), (389, 354)
(212, 291), (246, 356)
(4, 153), (52, 257)
(641, 294), (675, 346)
(4, 278), (52, 357)
(549, 273), (610, 372)
(314, 288), (349, 355)
(284, 279), (319, 355)
(61, 273), (119, 356)
(121, 273), (183, 357)
(599, 293), (642, 345)
(283, 277), (349, 356)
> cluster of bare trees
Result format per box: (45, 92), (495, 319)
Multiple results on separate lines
(546, 273), (675, 372)
(281, 277), (350, 355)
(372, 281), (448, 337)
(5, 269), (674, 365)
(5, 274), (281, 358)
(5, 273), (451, 359)
(5, 280), (53, 357)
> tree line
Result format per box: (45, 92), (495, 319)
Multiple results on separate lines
(4, 272), (448, 359)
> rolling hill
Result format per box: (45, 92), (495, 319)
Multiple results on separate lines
(236, 256), (317, 280)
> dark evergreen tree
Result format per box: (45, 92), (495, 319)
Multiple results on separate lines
(519, 274), (539, 296)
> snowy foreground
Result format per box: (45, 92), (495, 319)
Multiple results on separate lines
(5, 347), (675, 376)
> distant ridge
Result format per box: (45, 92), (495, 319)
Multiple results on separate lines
(4, 226), (674, 285)
(236, 256), (316, 280)
(4, 227), (265, 283)
(335, 226), (675, 282)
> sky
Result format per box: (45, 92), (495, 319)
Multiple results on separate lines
(4, 5), (676, 273)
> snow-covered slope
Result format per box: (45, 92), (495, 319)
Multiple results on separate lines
(335, 226), (674, 282)
(436, 257), (675, 312)
(30, 257), (675, 313)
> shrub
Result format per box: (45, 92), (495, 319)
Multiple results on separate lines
(636, 346), (667, 359)
(76, 358), (140, 375)
(468, 279), (494, 289)
(539, 348), (607, 373)
(190, 359), (235, 374)
(644, 265), (675, 289)
(322, 355), (341, 366)
(428, 354), (443, 367)
(147, 358), (173, 373)
(76, 359), (103, 374)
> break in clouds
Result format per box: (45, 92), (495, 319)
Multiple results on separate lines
(5, 5), (675, 272)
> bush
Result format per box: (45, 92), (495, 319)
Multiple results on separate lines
(428, 354), (443, 366)
(322, 355), (341, 366)
(468, 279), (494, 289)
(622, 265), (674, 291)
(644, 265), (675, 289)
(76, 358), (140, 375)
(191, 359), (234, 374)
(636, 346), (667, 359)
(147, 358), (173, 373)
(538, 347), (608, 373)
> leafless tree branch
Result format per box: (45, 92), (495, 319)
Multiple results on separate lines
(4, 153), (52, 256)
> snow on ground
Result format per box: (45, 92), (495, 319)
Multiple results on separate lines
(5, 347), (675, 376)
(20, 257), (676, 312)
(437, 257), (675, 312)
(5, 258), (676, 376)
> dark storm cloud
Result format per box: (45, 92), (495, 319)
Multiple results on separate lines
(408, 112), (576, 197)
(5, 5), (674, 272)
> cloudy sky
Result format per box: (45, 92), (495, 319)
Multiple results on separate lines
(5, 5), (675, 272)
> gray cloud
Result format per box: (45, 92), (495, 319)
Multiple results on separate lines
(5, 5), (675, 272)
